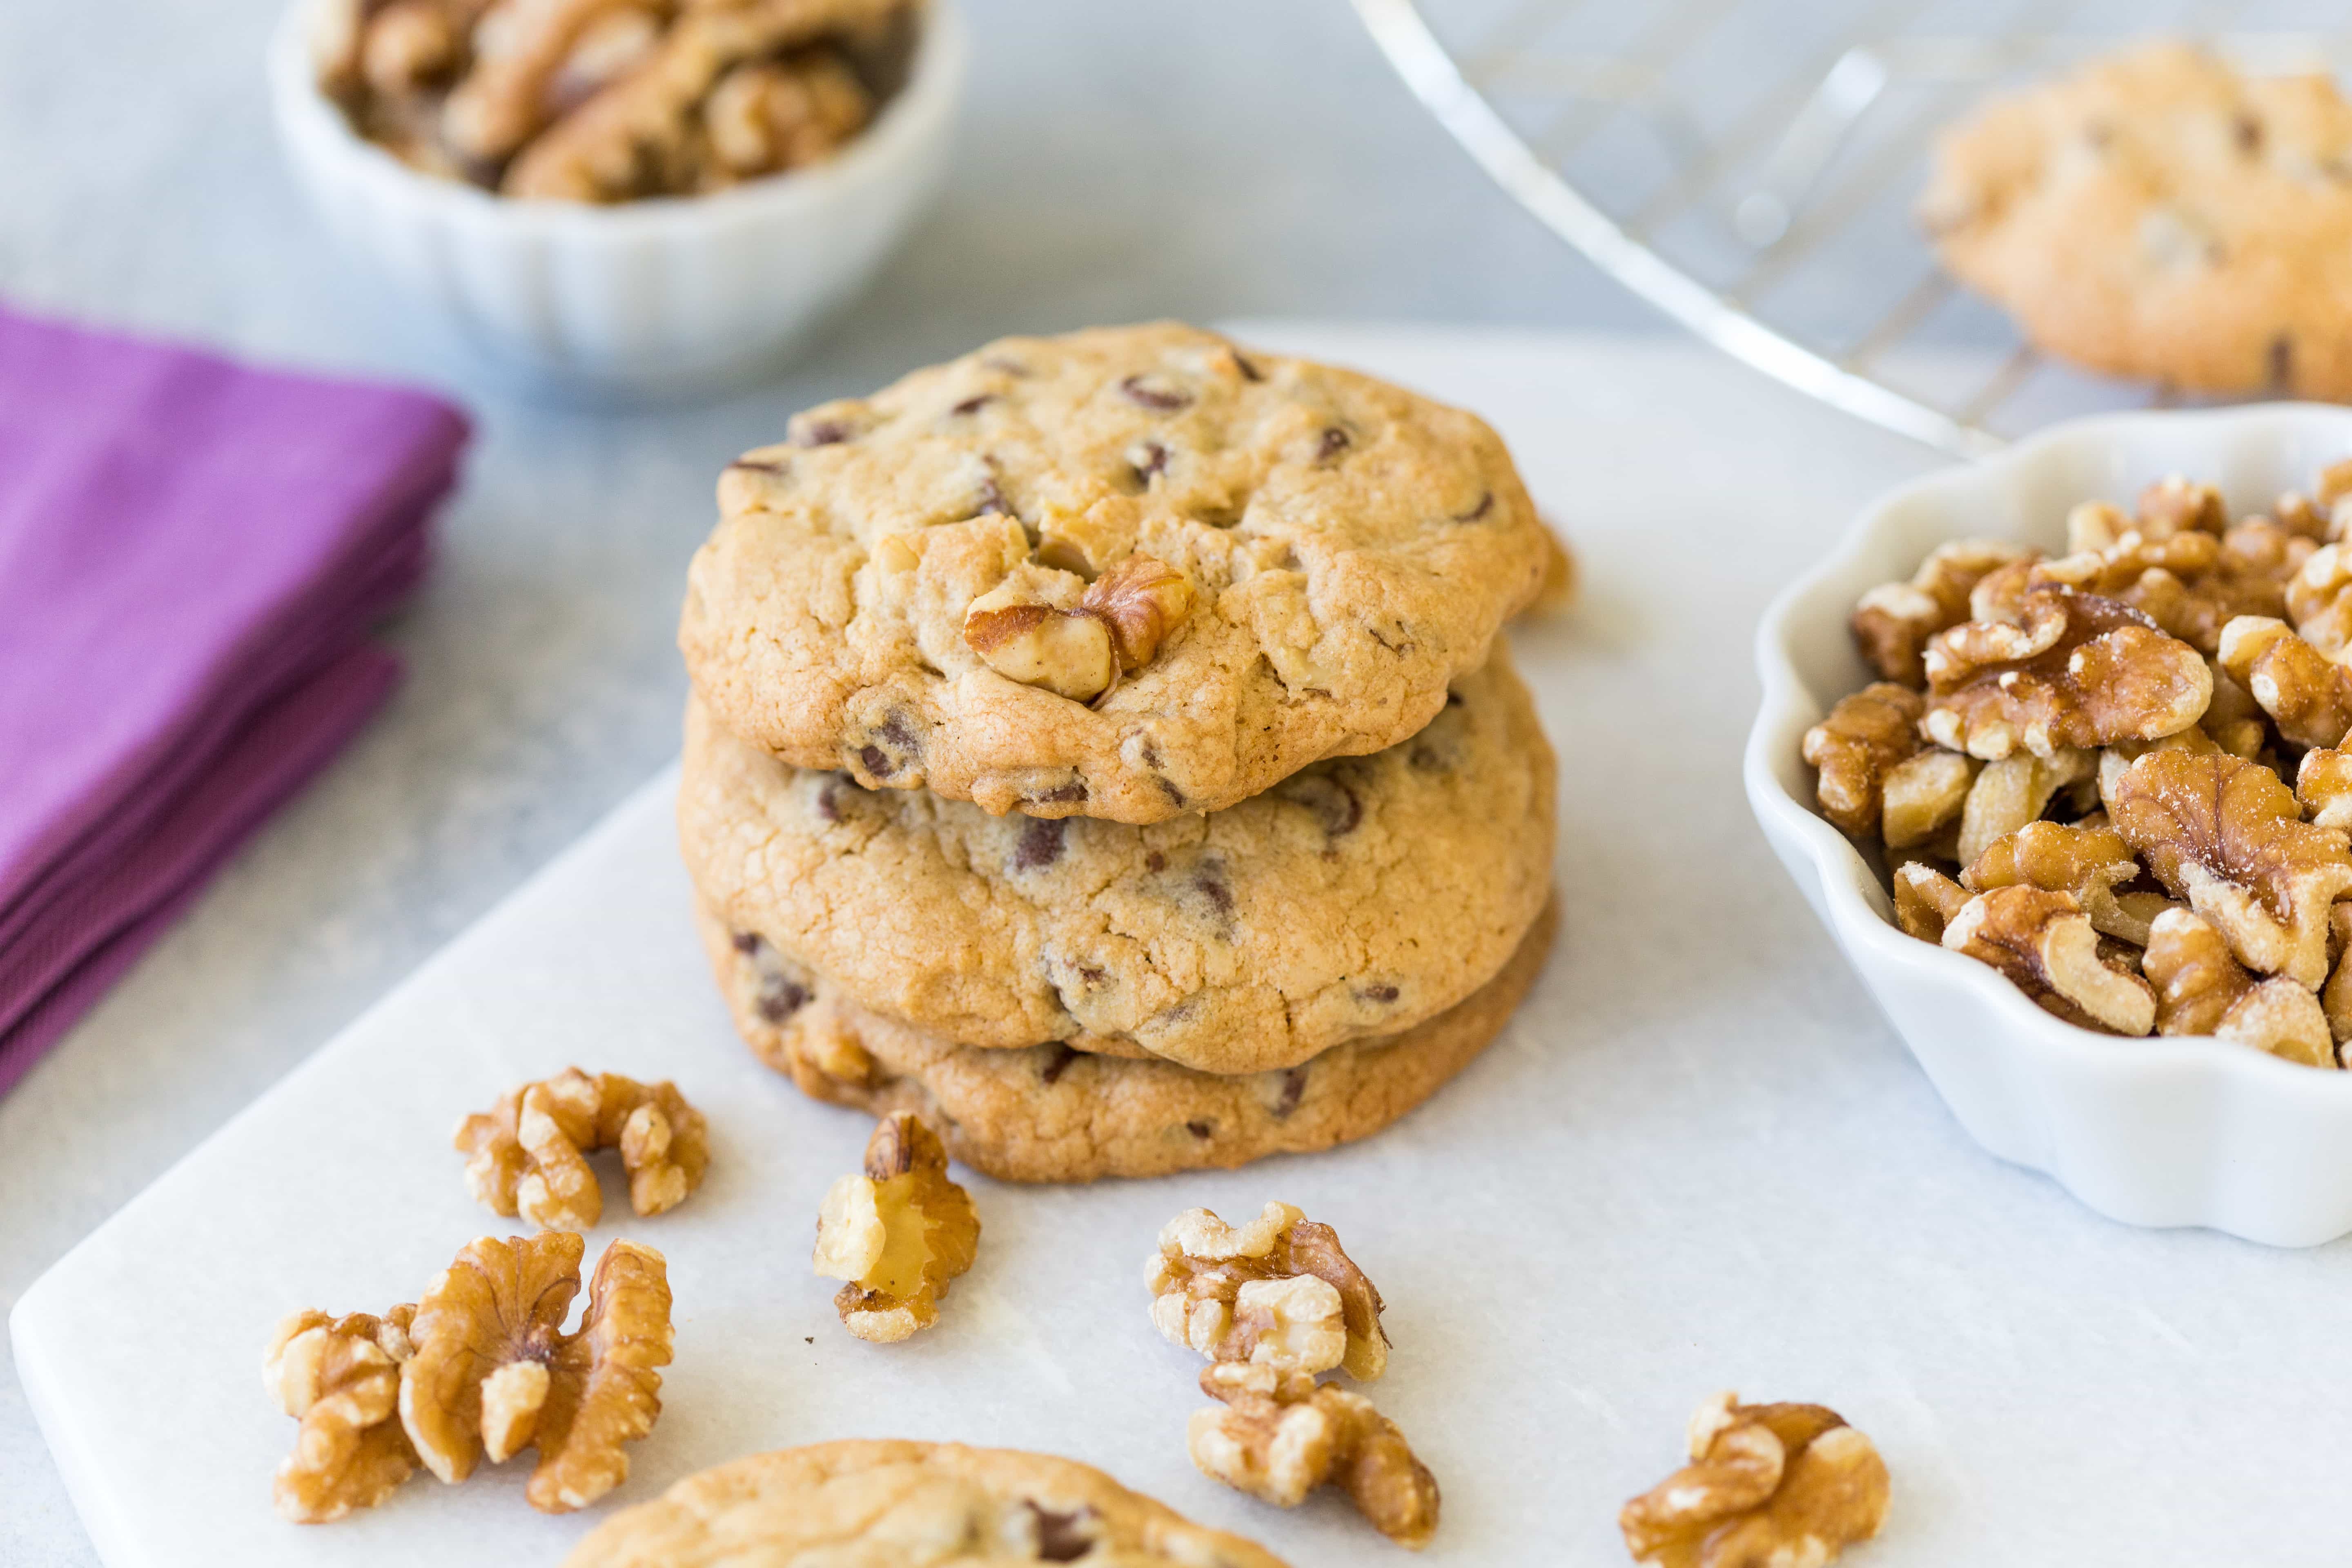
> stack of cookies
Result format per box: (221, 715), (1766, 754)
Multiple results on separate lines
(677, 323), (1561, 1181)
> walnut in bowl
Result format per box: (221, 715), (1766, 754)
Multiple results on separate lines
(268, 0), (967, 399)
(1747, 405), (2352, 1245)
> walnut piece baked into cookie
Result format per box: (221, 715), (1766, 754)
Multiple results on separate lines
(678, 650), (1555, 1075)
(812, 1111), (980, 1342)
(456, 1068), (708, 1231)
(264, 1230), (674, 1521)
(317, 0), (912, 200)
(561, 1440), (1290, 1567)
(1806, 466), (2352, 1067)
(1922, 42), (2352, 398)
(699, 894), (1558, 1181)
(1146, 1202), (1388, 1380)
(1620, 1393), (1889, 1568)
(680, 322), (1552, 823)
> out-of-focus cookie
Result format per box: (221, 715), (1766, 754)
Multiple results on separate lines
(678, 652), (1555, 1075)
(561, 1439), (1290, 1567)
(1922, 42), (2352, 399)
(679, 322), (1551, 824)
(697, 893), (1558, 1183)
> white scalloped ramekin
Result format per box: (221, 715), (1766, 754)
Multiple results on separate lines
(1747, 404), (2352, 1247)
(267, 0), (965, 401)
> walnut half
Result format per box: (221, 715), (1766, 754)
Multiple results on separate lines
(964, 554), (1196, 702)
(1620, 1392), (1889, 1568)
(1922, 589), (2210, 760)
(1189, 1364), (1440, 1549)
(263, 1307), (419, 1523)
(1942, 885), (2155, 1035)
(813, 1111), (981, 1343)
(455, 1068), (708, 1232)
(1146, 1201), (1388, 1381)
(2141, 909), (2335, 1067)
(399, 1230), (675, 1514)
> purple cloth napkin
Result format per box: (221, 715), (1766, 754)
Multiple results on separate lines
(0, 306), (470, 1094)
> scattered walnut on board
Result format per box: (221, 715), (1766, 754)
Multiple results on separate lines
(456, 1068), (709, 1232)
(263, 1307), (420, 1523)
(1146, 1201), (1388, 1381)
(812, 1111), (980, 1343)
(1189, 1364), (1441, 1550)
(1620, 1392), (1890, 1568)
(400, 1229), (675, 1513)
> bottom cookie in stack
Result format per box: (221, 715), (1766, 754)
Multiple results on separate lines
(695, 894), (1557, 1182)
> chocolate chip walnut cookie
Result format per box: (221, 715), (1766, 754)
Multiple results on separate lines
(698, 894), (1557, 1182)
(679, 323), (1551, 824)
(561, 1441), (1289, 1567)
(1922, 42), (2352, 399)
(677, 653), (1555, 1074)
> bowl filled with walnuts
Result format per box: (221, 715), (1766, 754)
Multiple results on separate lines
(1746, 403), (2352, 1246)
(267, 0), (966, 400)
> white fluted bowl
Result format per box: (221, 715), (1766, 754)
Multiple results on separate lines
(1746, 404), (2352, 1247)
(267, 0), (965, 402)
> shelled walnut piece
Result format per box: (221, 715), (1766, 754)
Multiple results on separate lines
(1146, 1201), (1389, 1381)
(1921, 588), (2210, 760)
(457, 1067), (708, 1232)
(812, 1111), (980, 1343)
(1620, 1393), (1889, 1568)
(2109, 748), (2352, 990)
(962, 554), (1196, 703)
(263, 1307), (420, 1523)
(1189, 1364), (1440, 1550)
(265, 1231), (674, 1522)
(402, 1230), (675, 1513)
(1942, 884), (2155, 1036)
(2141, 909), (2335, 1066)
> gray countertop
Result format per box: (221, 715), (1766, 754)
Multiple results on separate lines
(0, 2), (1744, 1559)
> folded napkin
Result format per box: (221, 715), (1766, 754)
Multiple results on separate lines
(0, 306), (470, 1094)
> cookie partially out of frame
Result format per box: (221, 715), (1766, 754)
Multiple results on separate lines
(562, 1440), (1287, 1567)
(697, 893), (1558, 1183)
(679, 322), (1549, 824)
(1922, 42), (2352, 399)
(678, 651), (1555, 1075)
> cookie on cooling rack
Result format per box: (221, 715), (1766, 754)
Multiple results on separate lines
(679, 322), (1550, 824)
(677, 651), (1555, 1076)
(1921, 41), (2352, 399)
(561, 1441), (1288, 1566)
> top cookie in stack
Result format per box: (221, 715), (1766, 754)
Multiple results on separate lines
(680, 321), (1552, 822)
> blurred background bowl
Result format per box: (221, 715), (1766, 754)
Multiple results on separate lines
(267, 0), (966, 404)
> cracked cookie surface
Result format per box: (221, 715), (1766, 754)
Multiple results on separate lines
(695, 892), (1558, 1183)
(679, 322), (1550, 823)
(678, 652), (1554, 1074)
(562, 1440), (1289, 1566)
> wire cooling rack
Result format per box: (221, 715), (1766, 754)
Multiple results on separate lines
(1353, 0), (2349, 456)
